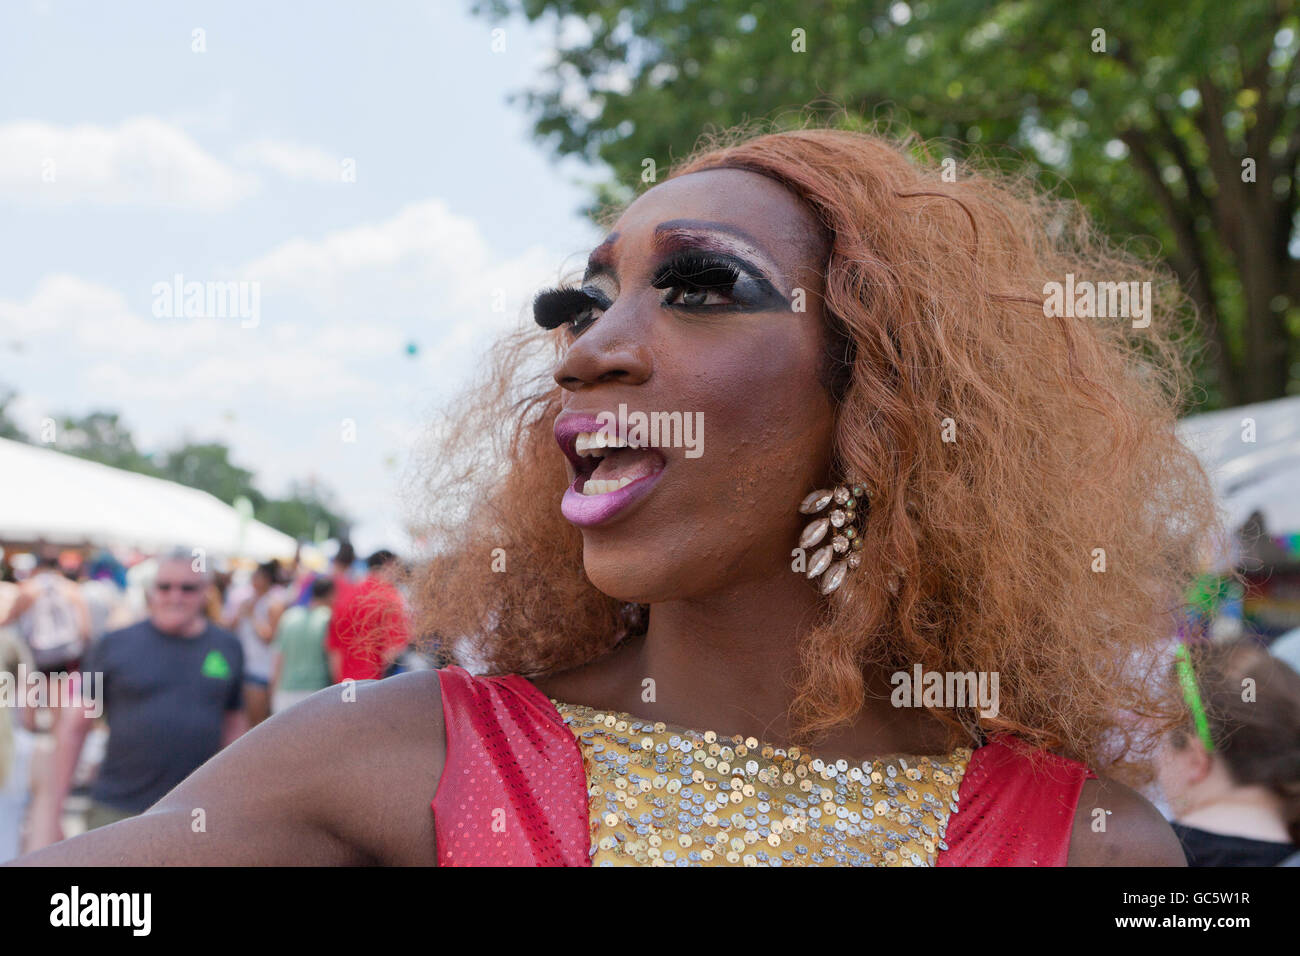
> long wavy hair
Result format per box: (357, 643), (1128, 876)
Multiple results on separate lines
(405, 116), (1219, 777)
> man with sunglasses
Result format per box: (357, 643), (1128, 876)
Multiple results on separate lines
(26, 549), (247, 848)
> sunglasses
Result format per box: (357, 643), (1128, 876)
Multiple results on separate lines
(155, 582), (203, 594)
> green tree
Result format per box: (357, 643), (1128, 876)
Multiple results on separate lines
(158, 441), (262, 509)
(0, 386), (29, 441)
(37, 402), (350, 541)
(54, 410), (161, 474)
(475, 0), (1299, 407)
(256, 479), (350, 542)
(158, 445), (350, 539)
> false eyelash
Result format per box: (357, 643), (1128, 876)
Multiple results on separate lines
(651, 252), (743, 295)
(532, 251), (747, 332)
(533, 286), (608, 330)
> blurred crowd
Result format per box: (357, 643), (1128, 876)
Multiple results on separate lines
(1, 541), (1297, 866)
(0, 541), (427, 858)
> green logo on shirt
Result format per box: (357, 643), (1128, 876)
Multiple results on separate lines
(201, 650), (231, 680)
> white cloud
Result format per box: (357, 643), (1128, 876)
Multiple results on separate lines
(233, 138), (344, 183)
(0, 274), (367, 400)
(0, 116), (259, 209)
(240, 199), (486, 290)
(2, 197), (575, 560)
(238, 197), (564, 355)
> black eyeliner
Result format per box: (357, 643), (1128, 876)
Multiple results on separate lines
(532, 248), (789, 333)
(651, 250), (789, 311)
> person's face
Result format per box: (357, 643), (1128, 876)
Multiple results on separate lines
(548, 168), (837, 603)
(149, 560), (209, 634)
(1154, 730), (1211, 817)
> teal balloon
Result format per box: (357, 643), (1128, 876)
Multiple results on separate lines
(405, 341), (419, 357)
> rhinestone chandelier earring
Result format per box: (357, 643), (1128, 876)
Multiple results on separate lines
(796, 482), (868, 594)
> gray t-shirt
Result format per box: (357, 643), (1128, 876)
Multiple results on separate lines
(83, 620), (244, 813)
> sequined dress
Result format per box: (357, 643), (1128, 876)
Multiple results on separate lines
(431, 666), (1094, 866)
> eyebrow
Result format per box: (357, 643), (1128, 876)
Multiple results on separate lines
(583, 219), (781, 284)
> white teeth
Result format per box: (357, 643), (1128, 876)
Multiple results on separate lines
(574, 430), (629, 457)
(581, 476), (635, 495)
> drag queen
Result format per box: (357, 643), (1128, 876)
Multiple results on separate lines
(15, 122), (1213, 866)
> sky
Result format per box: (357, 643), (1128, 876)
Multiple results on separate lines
(0, 0), (607, 555)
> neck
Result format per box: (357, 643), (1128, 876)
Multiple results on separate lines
(1178, 786), (1292, 842)
(537, 562), (955, 759)
(155, 618), (206, 639)
(636, 571), (820, 741)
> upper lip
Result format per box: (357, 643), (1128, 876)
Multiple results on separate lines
(554, 410), (665, 475)
(554, 412), (614, 472)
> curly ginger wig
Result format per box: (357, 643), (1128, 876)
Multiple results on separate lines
(407, 118), (1219, 776)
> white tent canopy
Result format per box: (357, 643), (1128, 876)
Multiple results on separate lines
(1177, 395), (1300, 535)
(0, 437), (297, 561)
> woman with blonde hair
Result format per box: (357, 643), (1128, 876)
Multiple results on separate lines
(11, 118), (1216, 866)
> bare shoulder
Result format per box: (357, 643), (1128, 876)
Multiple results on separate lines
(12, 670), (446, 866)
(1068, 775), (1187, 866)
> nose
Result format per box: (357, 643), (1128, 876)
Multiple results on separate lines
(552, 301), (654, 392)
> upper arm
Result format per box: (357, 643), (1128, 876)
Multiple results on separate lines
(8, 669), (447, 866)
(1068, 775), (1187, 866)
(220, 708), (249, 747)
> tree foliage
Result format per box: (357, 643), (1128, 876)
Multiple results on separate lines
(476, 0), (1300, 406)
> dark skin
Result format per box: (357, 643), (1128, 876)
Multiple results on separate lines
(8, 169), (1182, 866)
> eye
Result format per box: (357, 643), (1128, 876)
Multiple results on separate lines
(533, 286), (610, 336)
(651, 253), (742, 309)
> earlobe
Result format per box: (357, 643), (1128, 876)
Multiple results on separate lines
(1185, 741), (1215, 786)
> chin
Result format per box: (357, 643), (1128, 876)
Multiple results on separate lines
(580, 545), (674, 605)
(581, 534), (732, 606)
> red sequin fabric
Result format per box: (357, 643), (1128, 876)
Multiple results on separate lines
(431, 666), (591, 865)
(936, 732), (1096, 866)
(432, 665), (1095, 866)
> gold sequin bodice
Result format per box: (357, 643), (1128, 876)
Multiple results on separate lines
(553, 700), (972, 866)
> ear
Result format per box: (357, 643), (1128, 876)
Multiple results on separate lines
(1181, 735), (1215, 786)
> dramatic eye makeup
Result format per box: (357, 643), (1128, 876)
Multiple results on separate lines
(650, 250), (788, 312)
(532, 225), (790, 334)
(533, 284), (613, 335)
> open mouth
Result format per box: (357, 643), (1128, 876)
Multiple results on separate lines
(555, 415), (669, 527)
(569, 430), (667, 495)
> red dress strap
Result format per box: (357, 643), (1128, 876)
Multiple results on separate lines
(431, 665), (591, 866)
(937, 735), (1097, 866)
